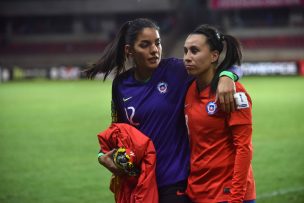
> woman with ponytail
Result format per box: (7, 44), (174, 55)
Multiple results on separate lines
(88, 18), (242, 203)
(183, 24), (256, 203)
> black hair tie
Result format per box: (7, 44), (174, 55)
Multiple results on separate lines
(215, 31), (221, 41)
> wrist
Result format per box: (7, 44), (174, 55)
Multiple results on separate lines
(97, 152), (106, 165)
(219, 70), (237, 81)
(97, 152), (105, 158)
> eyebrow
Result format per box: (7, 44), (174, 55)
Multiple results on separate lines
(184, 45), (199, 49)
(140, 38), (161, 43)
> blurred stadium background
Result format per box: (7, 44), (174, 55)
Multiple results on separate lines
(0, 0), (303, 203)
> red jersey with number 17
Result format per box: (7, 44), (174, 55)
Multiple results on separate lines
(184, 81), (256, 203)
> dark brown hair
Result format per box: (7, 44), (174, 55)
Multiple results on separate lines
(191, 24), (242, 92)
(84, 18), (159, 80)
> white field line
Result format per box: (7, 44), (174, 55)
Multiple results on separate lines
(257, 187), (304, 199)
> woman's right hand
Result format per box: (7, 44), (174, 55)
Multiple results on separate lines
(98, 149), (125, 176)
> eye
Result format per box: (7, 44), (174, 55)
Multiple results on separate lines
(154, 39), (161, 47)
(139, 42), (149, 48)
(190, 47), (199, 54)
(183, 47), (188, 54)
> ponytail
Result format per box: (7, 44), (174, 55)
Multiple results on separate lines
(84, 21), (130, 80)
(210, 34), (242, 92)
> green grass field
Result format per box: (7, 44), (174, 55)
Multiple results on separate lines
(0, 77), (304, 203)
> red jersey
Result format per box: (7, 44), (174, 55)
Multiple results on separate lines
(184, 81), (256, 203)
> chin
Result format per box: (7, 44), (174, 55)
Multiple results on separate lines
(187, 70), (197, 77)
(148, 64), (159, 70)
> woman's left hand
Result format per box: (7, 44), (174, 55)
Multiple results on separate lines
(216, 76), (236, 113)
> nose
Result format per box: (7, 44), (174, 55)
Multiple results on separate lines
(150, 44), (158, 54)
(183, 52), (191, 63)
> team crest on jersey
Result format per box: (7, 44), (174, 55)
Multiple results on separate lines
(206, 101), (217, 115)
(157, 82), (168, 93)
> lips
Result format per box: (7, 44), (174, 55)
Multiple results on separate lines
(185, 65), (195, 71)
(148, 56), (159, 63)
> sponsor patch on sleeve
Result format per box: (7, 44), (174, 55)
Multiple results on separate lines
(234, 92), (249, 109)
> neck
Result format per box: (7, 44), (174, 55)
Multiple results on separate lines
(134, 67), (154, 82)
(196, 65), (216, 92)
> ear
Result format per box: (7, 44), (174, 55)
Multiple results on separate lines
(211, 50), (220, 63)
(125, 45), (133, 57)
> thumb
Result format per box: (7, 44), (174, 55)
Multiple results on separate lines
(106, 148), (117, 157)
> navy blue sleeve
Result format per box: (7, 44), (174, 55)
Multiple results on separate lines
(228, 65), (243, 81)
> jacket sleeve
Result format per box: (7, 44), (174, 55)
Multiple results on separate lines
(131, 139), (158, 203)
(229, 125), (253, 203)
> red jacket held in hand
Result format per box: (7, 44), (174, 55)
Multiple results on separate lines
(97, 123), (158, 203)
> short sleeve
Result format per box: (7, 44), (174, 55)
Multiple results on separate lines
(227, 65), (243, 81)
(227, 82), (252, 126)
